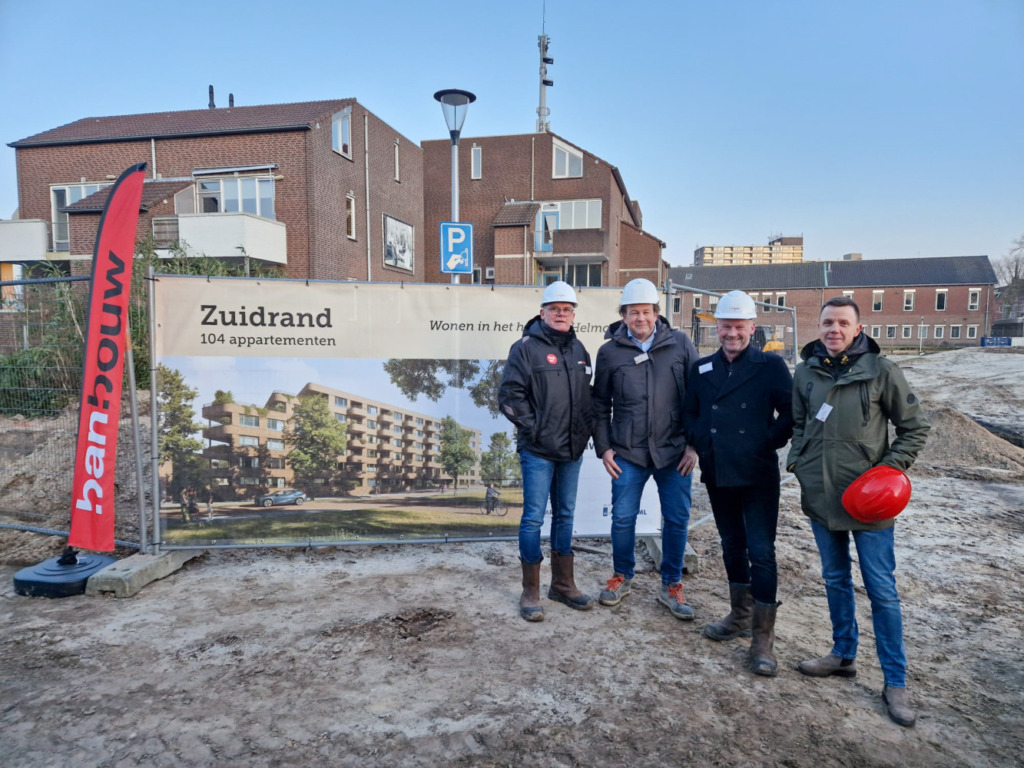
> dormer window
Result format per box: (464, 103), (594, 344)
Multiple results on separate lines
(332, 108), (352, 159)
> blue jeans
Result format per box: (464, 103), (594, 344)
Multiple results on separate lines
(811, 521), (907, 688)
(610, 457), (692, 585)
(518, 448), (583, 564)
(706, 482), (779, 604)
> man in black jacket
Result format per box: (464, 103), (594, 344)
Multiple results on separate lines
(682, 290), (793, 676)
(498, 281), (595, 621)
(592, 279), (699, 619)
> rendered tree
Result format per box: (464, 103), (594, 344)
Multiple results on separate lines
(439, 416), (475, 492)
(993, 234), (1024, 318)
(156, 363), (204, 496)
(480, 431), (516, 486)
(285, 394), (348, 495)
(382, 359), (505, 418)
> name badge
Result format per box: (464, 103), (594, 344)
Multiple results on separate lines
(633, 353), (649, 364)
(699, 362), (713, 374)
(815, 403), (833, 422)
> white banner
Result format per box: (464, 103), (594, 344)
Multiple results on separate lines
(154, 276), (664, 542)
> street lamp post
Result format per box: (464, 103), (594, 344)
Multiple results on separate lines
(434, 89), (476, 284)
(919, 315), (925, 354)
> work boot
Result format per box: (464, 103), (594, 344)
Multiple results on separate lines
(703, 583), (754, 641)
(797, 653), (857, 678)
(882, 685), (917, 728)
(749, 600), (780, 677)
(519, 558), (545, 622)
(599, 573), (632, 606)
(547, 551), (595, 611)
(657, 581), (695, 620)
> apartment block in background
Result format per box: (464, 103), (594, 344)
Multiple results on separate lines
(694, 236), (804, 267)
(200, 383), (482, 498)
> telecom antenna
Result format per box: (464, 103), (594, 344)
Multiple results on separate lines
(536, 4), (553, 132)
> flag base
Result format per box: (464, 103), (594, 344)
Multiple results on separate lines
(13, 550), (117, 598)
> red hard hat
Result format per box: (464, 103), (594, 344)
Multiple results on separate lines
(842, 465), (912, 523)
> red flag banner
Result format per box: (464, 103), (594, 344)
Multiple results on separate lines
(69, 163), (147, 551)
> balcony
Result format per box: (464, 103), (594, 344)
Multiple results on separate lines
(0, 220), (50, 262)
(153, 212), (286, 265)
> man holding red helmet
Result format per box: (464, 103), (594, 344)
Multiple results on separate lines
(788, 296), (930, 727)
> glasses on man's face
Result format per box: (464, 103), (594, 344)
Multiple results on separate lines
(545, 306), (575, 316)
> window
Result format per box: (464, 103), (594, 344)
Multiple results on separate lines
(267, 457), (286, 469)
(552, 139), (583, 178)
(416, 429), (424, 437)
(673, 296), (681, 314)
(903, 291), (916, 312)
(197, 176), (276, 219)
(416, 418), (424, 425)
(238, 414), (259, 428)
(472, 266), (482, 284)
(776, 293), (787, 311)
(367, 449), (377, 458)
(393, 425), (402, 434)
(267, 418), (285, 431)
(238, 435), (259, 447)
(471, 145), (482, 179)
(345, 195), (356, 239)
(842, 291), (855, 299)
(50, 183), (111, 251)
(565, 263), (603, 287)
(934, 326), (945, 339)
(967, 325), (978, 339)
(935, 289), (948, 311)
(950, 325), (962, 339)
(335, 413), (347, 423)
(693, 295), (702, 310)
(902, 326), (913, 339)
(870, 325), (881, 339)
(335, 396), (348, 407)
(886, 326), (897, 339)
(332, 108), (352, 158)
(367, 406), (378, 415)
(392, 438), (402, 447)
(239, 477), (259, 486)
(265, 438), (284, 451)
(539, 200), (602, 230)
(918, 325), (928, 339)
(393, 140), (400, 182)
(367, 419), (378, 429)
(968, 289), (981, 311)
(240, 456), (260, 468)
(366, 435), (377, 444)
(872, 291), (884, 312)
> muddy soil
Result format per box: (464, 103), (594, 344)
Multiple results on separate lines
(1, 348), (1022, 767)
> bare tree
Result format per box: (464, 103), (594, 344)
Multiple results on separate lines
(993, 234), (1024, 318)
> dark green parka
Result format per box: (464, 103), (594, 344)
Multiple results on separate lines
(787, 334), (930, 531)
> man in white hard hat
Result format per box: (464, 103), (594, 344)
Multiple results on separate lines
(682, 290), (793, 677)
(498, 281), (595, 621)
(592, 278), (699, 619)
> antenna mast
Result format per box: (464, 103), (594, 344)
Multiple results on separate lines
(536, 4), (553, 133)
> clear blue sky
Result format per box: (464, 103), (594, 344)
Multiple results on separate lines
(1, 0), (1021, 266)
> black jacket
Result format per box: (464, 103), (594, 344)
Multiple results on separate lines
(592, 317), (698, 469)
(497, 316), (594, 462)
(683, 346), (794, 487)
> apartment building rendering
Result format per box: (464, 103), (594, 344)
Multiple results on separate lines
(3, 99), (424, 282)
(667, 255), (997, 351)
(199, 383), (483, 498)
(694, 236), (805, 267)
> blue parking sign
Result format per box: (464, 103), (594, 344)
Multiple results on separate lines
(440, 222), (473, 274)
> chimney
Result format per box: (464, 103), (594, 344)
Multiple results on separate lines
(208, 85), (215, 109)
(229, 93), (234, 108)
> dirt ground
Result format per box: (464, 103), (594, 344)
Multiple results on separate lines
(1, 348), (1022, 767)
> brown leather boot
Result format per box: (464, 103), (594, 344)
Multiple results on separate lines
(749, 600), (779, 677)
(519, 558), (545, 622)
(547, 551), (595, 611)
(703, 583), (754, 641)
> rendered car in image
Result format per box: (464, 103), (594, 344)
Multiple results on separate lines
(254, 489), (308, 507)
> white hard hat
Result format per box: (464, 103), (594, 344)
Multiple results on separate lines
(541, 280), (578, 307)
(619, 278), (660, 308)
(713, 290), (758, 320)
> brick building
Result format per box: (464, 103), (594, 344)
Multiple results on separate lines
(667, 255), (997, 351)
(2, 99), (423, 282)
(199, 383), (482, 498)
(422, 132), (666, 288)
